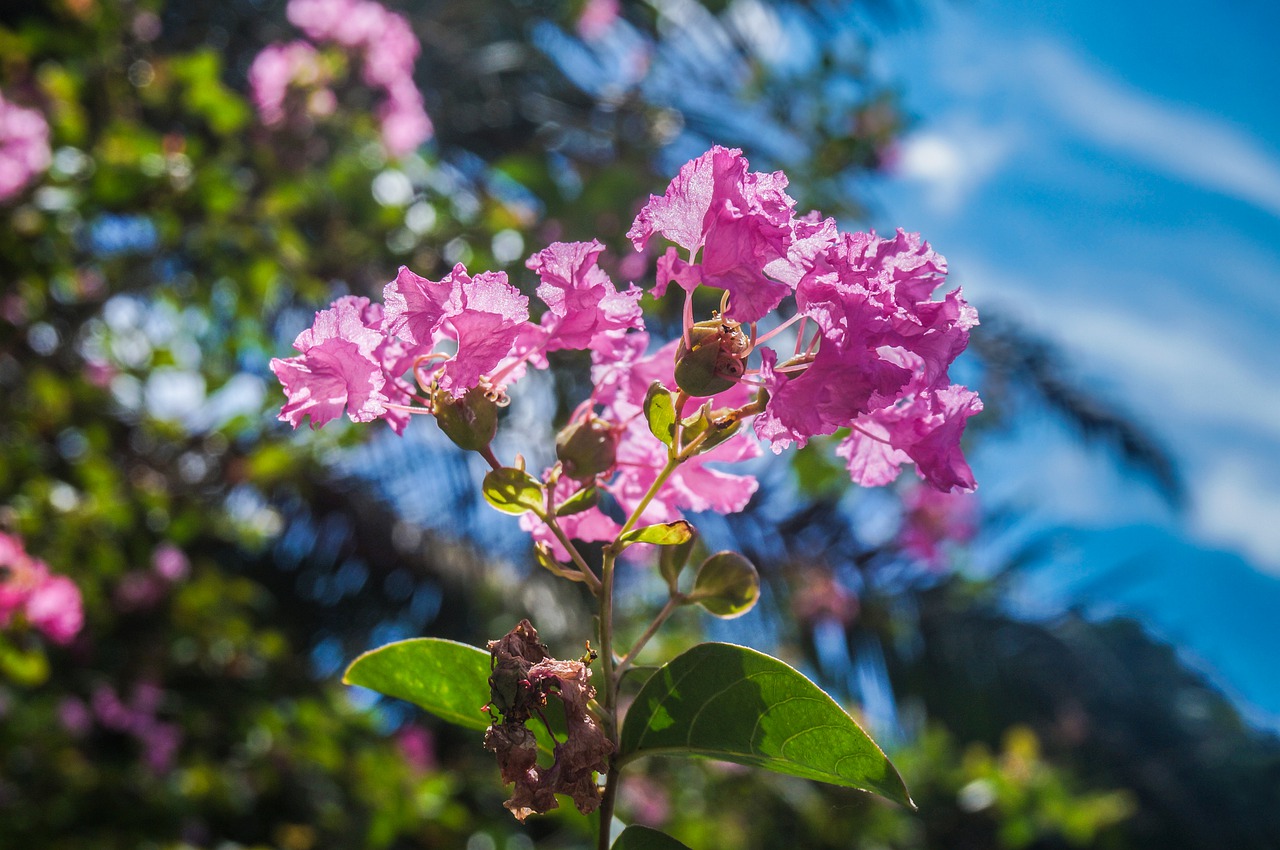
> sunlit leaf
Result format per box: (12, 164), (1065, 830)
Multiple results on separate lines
(482, 467), (544, 515)
(617, 520), (694, 549)
(689, 551), (759, 618)
(644, 381), (676, 447)
(344, 638), (492, 733)
(619, 643), (913, 807)
(344, 638), (562, 755)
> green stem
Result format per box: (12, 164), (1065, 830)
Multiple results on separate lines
(616, 593), (683, 679)
(613, 456), (680, 541)
(596, 546), (619, 850)
(537, 512), (602, 596)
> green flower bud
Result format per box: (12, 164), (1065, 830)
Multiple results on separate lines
(555, 417), (618, 481)
(433, 384), (498, 452)
(689, 551), (760, 618)
(673, 318), (749, 398)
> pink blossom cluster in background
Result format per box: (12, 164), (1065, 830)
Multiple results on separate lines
(0, 531), (84, 645)
(897, 484), (978, 568)
(271, 146), (980, 553)
(246, 0), (432, 156)
(248, 41), (335, 126)
(0, 89), (51, 203)
(59, 683), (182, 774)
(576, 0), (621, 40)
(113, 542), (192, 612)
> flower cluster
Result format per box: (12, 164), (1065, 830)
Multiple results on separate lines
(0, 89), (51, 203)
(272, 145), (979, 554)
(248, 41), (335, 127)
(59, 683), (182, 774)
(0, 531), (84, 645)
(251, 0), (432, 157)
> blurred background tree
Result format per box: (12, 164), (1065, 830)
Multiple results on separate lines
(1, 1), (1277, 848)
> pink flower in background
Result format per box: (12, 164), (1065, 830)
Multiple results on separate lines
(248, 41), (328, 126)
(0, 530), (84, 644)
(25, 575), (84, 644)
(897, 484), (978, 567)
(279, 0), (433, 156)
(395, 723), (438, 772)
(576, 0), (621, 40)
(152, 543), (191, 582)
(92, 682), (183, 775)
(0, 90), (51, 202)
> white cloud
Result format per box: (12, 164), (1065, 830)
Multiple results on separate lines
(1195, 460), (1280, 573)
(1024, 40), (1280, 220)
(895, 120), (1019, 214)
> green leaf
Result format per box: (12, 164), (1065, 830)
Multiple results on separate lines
(344, 639), (493, 733)
(619, 643), (913, 808)
(556, 484), (600, 517)
(618, 520), (695, 549)
(689, 551), (759, 618)
(482, 467), (544, 515)
(643, 381), (677, 447)
(344, 638), (563, 755)
(658, 532), (697, 591)
(613, 825), (693, 850)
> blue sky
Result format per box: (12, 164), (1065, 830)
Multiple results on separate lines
(869, 0), (1280, 572)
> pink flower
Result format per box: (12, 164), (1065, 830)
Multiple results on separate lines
(270, 295), (389, 429)
(525, 240), (644, 354)
(0, 531), (84, 644)
(751, 229), (980, 491)
(152, 543), (190, 582)
(382, 264), (530, 398)
(576, 0), (620, 40)
(837, 380), (983, 492)
(627, 146), (798, 323)
(897, 484), (978, 567)
(0, 90), (51, 202)
(248, 41), (327, 126)
(377, 79), (433, 157)
(25, 574), (83, 644)
(284, 0), (433, 156)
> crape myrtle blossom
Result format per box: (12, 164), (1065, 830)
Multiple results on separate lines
(0, 531), (84, 645)
(272, 145), (979, 566)
(251, 0), (432, 157)
(896, 483), (978, 568)
(272, 242), (643, 434)
(248, 41), (334, 127)
(0, 89), (51, 203)
(627, 145), (799, 324)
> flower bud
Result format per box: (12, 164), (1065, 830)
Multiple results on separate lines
(555, 417), (618, 482)
(689, 551), (760, 618)
(432, 384), (498, 452)
(673, 318), (748, 398)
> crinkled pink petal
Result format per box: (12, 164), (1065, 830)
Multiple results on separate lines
(755, 341), (911, 452)
(627, 145), (735, 253)
(383, 265), (458, 346)
(270, 296), (388, 428)
(527, 241), (643, 352)
(439, 269), (529, 396)
(839, 384), (982, 492)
